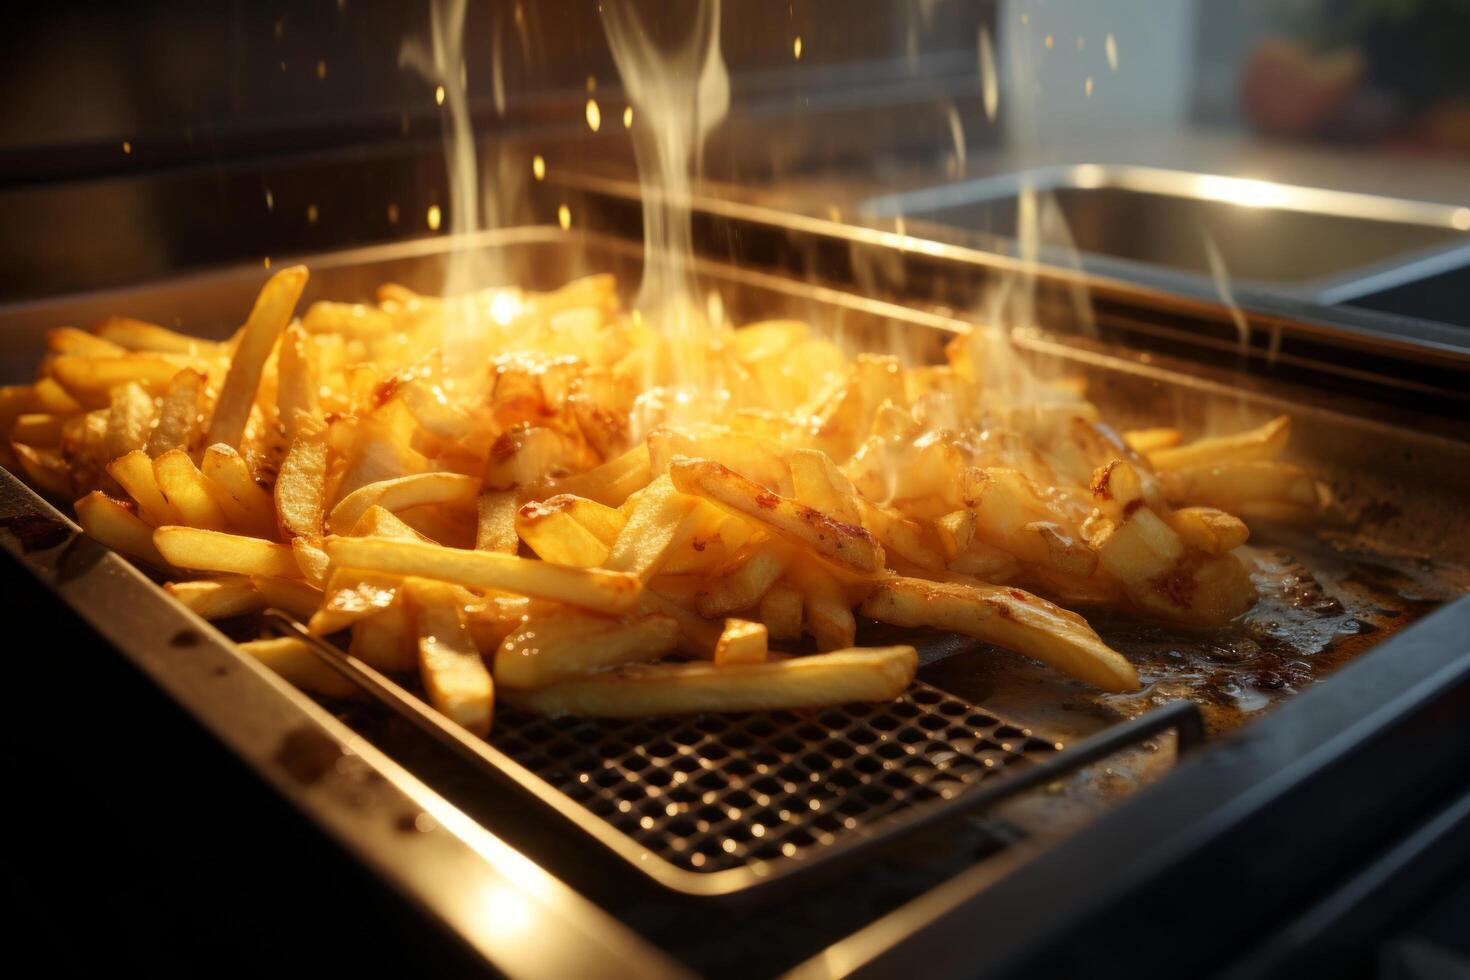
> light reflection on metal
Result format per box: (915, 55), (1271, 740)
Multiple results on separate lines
(585, 97), (602, 132)
(793, 35), (802, 59)
(427, 204), (443, 231)
(435, 84), (446, 105)
(623, 105), (634, 128)
(532, 155), (546, 181)
(557, 204), (571, 230)
(978, 26), (998, 123)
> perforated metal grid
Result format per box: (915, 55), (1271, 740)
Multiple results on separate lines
(488, 680), (1060, 875)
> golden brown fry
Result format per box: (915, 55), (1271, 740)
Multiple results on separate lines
(206, 265), (308, 448)
(107, 449), (182, 527)
(1148, 415), (1290, 471)
(74, 491), (170, 568)
(1122, 427), (1182, 454)
(1157, 461), (1319, 511)
(789, 448), (862, 525)
(146, 368), (206, 458)
(349, 504), (432, 542)
(239, 637), (363, 700)
(495, 612), (678, 690)
(276, 323), (320, 442)
(757, 580), (803, 641)
(1170, 506), (1250, 555)
(95, 316), (220, 355)
(48, 326), (126, 357)
(328, 471), (479, 535)
(604, 475), (698, 580)
(200, 444), (278, 539)
(324, 535), (642, 615)
(516, 498), (610, 567)
(291, 538), (332, 586)
(784, 557), (857, 652)
(669, 457), (883, 575)
(164, 576), (264, 620)
(154, 449), (229, 531)
(104, 382), (156, 459)
(550, 443), (651, 506)
(713, 618), (768, 666)
(404, 578), (494, 736)
(10, 413), (62, 447)
(694, 542), (788, 617)
(251, 574), (323, 621)
(503, 646), (917, 718)
(276, 415), (328, 539)
(12, 443), (71, 498)
(308, 569), (400, 635)
(476, 489), (520, 554)
(154, 526), (301, 578)
(860, 577), (1139, 692)
(49, 354), (184, 409)
(348, 595), (417, 673)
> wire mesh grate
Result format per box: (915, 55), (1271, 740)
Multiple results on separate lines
(489, 680), (1059, 874)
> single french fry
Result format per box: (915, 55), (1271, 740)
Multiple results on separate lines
(714, 618), (768, 666)
(239, 637), (363, 700)
(164, 576), (264, 620)
(105, 382), (156, 459)
(788, 448), (862, 525)
(859, 499), (946, 570)
(694, 542), (788, 617)
(1122, 427), (1182, 454)
(1148, 415), (1290, 471)
(324, 535), (642, 615)
(860, 577), (1139, 692)
(476, 489), (520, 553)
(1157, 461), (1318, 511)
(669, 457), (883, 575)
(349, 505), (431, 541)
(550, 443), (651, 506)
(154, 449), (229, 531)
(516, 499), (610, 567)
(74, 491), (170, 568)
(10, 413), (62, 447)
(604, 475), (699, 580)
(200, 443), (278, 538)
(108, 449), (183, 527)
(96, 316), (220, 355)
(404, 578), (494, 736)
(154, 526), (301, 578)
(328, 471), (479, 536)
(48, 326), (126, 357)
(1170, 506), (1250, 555)
(348, 596), (417, 673)
(276, 415), (329, 539)
(146, 368), (206, 458)
(495, 612), (678, 690)
(49, 354), (184, 408)
(206, 265), (309, 448)
(503, 646), (917, 718)
(276, 323), (319, 442)
(11, 443), (72, 498)
(292, 537), (332, 587)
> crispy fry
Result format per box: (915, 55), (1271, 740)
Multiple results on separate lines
(503, 646), (917, 718)
(276, 323), (320, 442)
(107, 449), (182, 526)
(95, 316), (220, 355)
(1149, 415), (1290, 471)
(48, 326), (126, 357)
(104, 382), (156, 459)
(1157, 460), (1319, 511)
(308, 570), (400, 635)
(404, 578), (494, 736)
(604, 475), (698, 580)
(239, 637), (363, 700)
(349, 504), (432, 542)
(476, 489), (520, 553)
(146, 368), (206, 458)
(757, 581), (803, 641)
(784, 557), (857, 651)
(328, 471), (479, 535)
(516, 498), (610, 567)
(154, 449), (229, 531)
(206, 265), (308, 448)
(165, 576), (264, 620)
(154, 526), (301, 578)
(74, 491), (170, 568)
(200, 443), (278, 538)
(251, 574), (324, 621)
(276, 415), (329, 539)
(324, 535), (642, 614)
(495, 612), (679, 690)
(49, 354), (184, 409)
(860, 577), (1139, 692)
(348, 596), (417, 673)
(669, 457), (883, 575)
(292, 538), (332, 586)
(694, 542), (788, 617)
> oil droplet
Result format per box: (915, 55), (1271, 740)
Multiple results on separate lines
(306, 203), (319, 224)
(434, 85), (445, 106)
(557, 204), (571, 230)
(622, 105), (633, 128)
(1106, 33), (1119, 71)
(121, 141), (132, 155)
(427, 204), (442, 231)
(387, 202), (399, 224)
(793, 35), (802, 59)
(316, 60), (327, 80)
(531, 154), (546, 180)
(1085, 76), (1094, 98)
(585, 98), (601, 132)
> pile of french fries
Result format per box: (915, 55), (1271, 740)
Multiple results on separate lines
(1, 266), (1324, 734)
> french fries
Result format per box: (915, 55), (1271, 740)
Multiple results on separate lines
(503, 646), (917, 718)
(13, 264), (1324, 733)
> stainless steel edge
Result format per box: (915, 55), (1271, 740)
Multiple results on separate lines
(0, 469), (689, 980)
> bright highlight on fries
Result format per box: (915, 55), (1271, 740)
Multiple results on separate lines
(4, 265), (1325, 733)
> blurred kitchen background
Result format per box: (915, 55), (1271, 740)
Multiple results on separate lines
(0, 0), (1466, 327)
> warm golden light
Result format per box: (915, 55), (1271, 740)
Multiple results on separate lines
(793, 36), (803, 59)
(1044, 34), (1054, 49)
(1085, 76), (1094, 98)
(387, 202), (399, 224)
(557, 204), (571, 230)
(306, 204), (319, 224)
(316, 60), (327, 80)
(121, 141), (132, 155)
(623, 106), (634, 128)
(264, 189), (275, 211)
(1106, 34), (1119, 71)
(435, 85), (446, 106)
(585, 98), (602, 132)
(427, 204), (443, 230)
(263, 256), (271, 269)
(531, 155), (546, 180)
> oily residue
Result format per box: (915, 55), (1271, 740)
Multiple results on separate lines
(0, 514), (70, 552)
